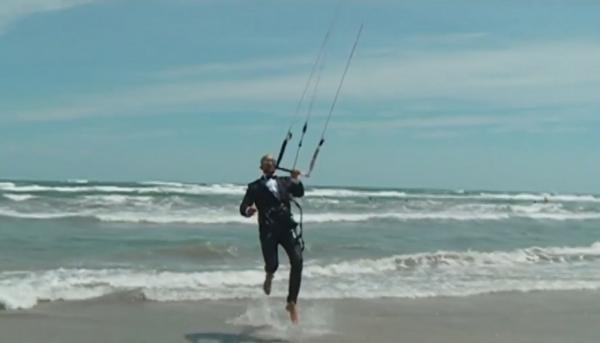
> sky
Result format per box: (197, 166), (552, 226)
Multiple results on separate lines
(0, 0), (599, 193)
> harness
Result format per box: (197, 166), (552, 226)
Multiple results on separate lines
(290, 198), (305, 252)
(262, 192), (305, 252)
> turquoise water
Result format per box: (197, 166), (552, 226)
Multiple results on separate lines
(1, 179), (600, 309)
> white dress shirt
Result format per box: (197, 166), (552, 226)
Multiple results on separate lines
(264, 175), (280, 199)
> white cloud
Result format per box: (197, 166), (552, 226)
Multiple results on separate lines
(403, 32), (489, 45)
(0, 0), (93, 34)
(343, 40), (600, 106)
(13, 73), (310, 121)
(151, 55), (312, 80)
(7, 37), (600, 126)
(337, 109), (596, 138)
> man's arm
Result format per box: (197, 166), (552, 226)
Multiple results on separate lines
(288, 170), (304, 198)
(239, 184), (257, 217)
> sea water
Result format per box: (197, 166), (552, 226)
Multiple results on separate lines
(1, 179), (599, 310)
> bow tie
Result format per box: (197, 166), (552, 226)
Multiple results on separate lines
(263, 174), (277, 180)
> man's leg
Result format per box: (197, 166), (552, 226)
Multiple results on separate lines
(260, 231), (278, 295)
(280, 229), (303, 323)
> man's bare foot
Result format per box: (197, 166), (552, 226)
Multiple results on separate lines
(263, 273), (274, 295)
(285, 302), (299, 324)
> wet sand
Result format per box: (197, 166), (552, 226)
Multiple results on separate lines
(1, 290), (599, 342)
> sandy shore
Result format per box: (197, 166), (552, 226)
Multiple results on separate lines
(1, 290), (599, 342)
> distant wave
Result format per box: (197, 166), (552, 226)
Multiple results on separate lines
(0, 209), (84, 220)
(2, 242), (600, 310)
(1, 181), (598, 225)
(307, 189), (408, 198)
(67, 179), (89, 184)
(139, 181), (190, 187)
(0, 182), (247, 196)
(478, 192), (600, 203)
(1, 181), (598, 203)
(1, 206), (599, 224)
(81, 194), (155, 206)
(2, 194), (36, 202)
(305, 242), (600, 276)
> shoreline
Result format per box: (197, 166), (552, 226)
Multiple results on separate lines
(1, 290), (599, 342)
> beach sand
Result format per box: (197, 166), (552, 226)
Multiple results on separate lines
(1, 290), (599, 343)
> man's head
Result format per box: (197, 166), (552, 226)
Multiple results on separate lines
(260, 154), (276, 174)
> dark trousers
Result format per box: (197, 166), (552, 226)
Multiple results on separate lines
(260, 226), (303, 304)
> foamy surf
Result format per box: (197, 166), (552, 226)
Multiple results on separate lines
(1, 181), (599, 224)
(1, 209), (599, 223)
(1, 181), (598, 203)
(2, 194), (37, 202)
(0, 182), (247, 196)
(0, 211), (598, 224)
(228, 298), (335, 339)
(2, 242), (600, 310)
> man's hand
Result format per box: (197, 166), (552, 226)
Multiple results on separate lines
(291, 169), (302, 181)
(245, 206), (257, 217)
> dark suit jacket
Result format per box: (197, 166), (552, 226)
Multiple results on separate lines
(239, 176), (304, 233)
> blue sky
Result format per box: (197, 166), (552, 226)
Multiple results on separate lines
(1, 0), (599, 193)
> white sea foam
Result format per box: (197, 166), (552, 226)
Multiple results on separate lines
(1, 206), (598, 223)
(139, 181), (188, 187)
(0, 183), (247, 196)
(0, 209), (85, 220)
(1, 181), (598, 203)
(478, 192), (600, 203)
(1, 181), (598, 225)
(2, 243), (600, 310)
(67, 179), (89, 184)
(306, 189), (408, 198)
(81, 195), (154, 206)
(2, 194), (37, 202)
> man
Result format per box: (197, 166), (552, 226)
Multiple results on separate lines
(239, 154), (304, 324)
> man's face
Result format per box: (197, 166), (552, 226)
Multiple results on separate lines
(261, 156), (276, 174)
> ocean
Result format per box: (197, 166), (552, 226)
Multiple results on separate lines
(1, 179), (600, 310)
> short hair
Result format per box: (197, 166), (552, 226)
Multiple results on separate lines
(260, 154), (274, 166)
